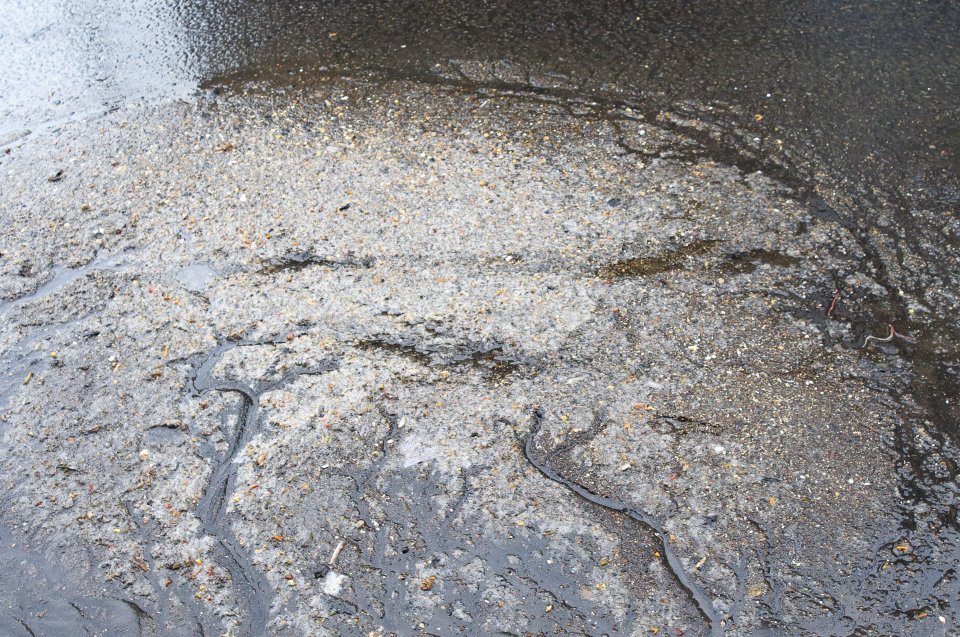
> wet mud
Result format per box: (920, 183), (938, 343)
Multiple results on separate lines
(522, 408), (723, 634)
(598, 240), (723, 280)
(189, 338), (342, 635)
(1, 1), (959, 636)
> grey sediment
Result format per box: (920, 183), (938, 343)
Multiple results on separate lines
(0, 59), (957, 635)
(189, 336), (340, 635)
(522, 407), (724, 636)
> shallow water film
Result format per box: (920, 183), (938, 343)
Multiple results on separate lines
(1, 2), (958, 636)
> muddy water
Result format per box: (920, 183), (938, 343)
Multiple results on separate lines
(2, 1), (959, 636)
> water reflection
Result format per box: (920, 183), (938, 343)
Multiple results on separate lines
(2, 1), (956, 211)
(1, 0), (191, 132)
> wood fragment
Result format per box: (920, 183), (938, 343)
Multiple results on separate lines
(328, 539), (346, 566)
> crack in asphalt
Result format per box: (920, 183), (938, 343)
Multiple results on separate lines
(15, 616), (37, 637)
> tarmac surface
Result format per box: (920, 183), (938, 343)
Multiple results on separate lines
(1, 2), (958, 636)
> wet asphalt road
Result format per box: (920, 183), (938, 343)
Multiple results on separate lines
(1, 2), (959, 636)
(3, 0), (957, 209)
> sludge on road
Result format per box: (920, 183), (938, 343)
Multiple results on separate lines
(0, 2), (958, 637)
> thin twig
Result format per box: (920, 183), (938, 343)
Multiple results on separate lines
(328, 539), (346, 566)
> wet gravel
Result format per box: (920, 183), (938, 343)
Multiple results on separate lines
(1, 2), (959, 637)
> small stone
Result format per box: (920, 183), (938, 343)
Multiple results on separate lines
(420, 575), (437, 591)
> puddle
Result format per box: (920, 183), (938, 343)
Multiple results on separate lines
(2, 2), (959, 635)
